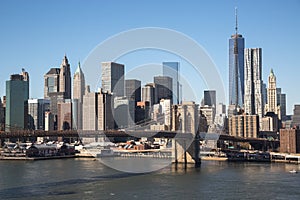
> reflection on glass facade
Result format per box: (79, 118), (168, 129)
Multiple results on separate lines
(162, 62), (180, 104)
(229, 34), (244, 107)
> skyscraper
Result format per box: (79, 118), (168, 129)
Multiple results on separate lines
(28, 99), (50, 130)
(44, 55), (72, 130)
(73, 62), (85, 130)
(44, 68), (60, 99)
(265, 69), (278, 114)
(154, 76), (173, 104)
(59, 55), (72, 99)
(244, 48), (263, 123)
(73, 62), (85, 103)
(5, 70), (29, 131)
(57, 100), (72, 130)
(142, 83), (155, 106)
(101, 62), (124, 97)
(125, 79), (141, 103)
(83, 92), (98, 131)
(276, 88), (286, 120)
(203, 90), (216, 107)
(229, 9), (245, 109)
(82, 90), (114, 131)
(163, 62), (180, 104)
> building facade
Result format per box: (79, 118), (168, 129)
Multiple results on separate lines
(244, 48), (263, 127)
(280, 129), (300, 153)
(142, 83), (155, 106)
(82, 92), (98, 130)
(276, 88), (286, 120)
(57, 100), (72, 130)
(28, 99), (50, 130)
(101, 62), (124, 97)
(59, 55), (72, 99)
(292, 105), (300, 128)
(44, 68), (60, 99)
(162, 62), (180, 104)
(73, 62), (85, 130)
(265, 69), (278, 114)
(154, 76), (173, 104)
(98, 91), (114, 130)
(5, 70), (29, 131)
(229, 114), (259, 138)
(203, 90), (216, 107)
(229, 31), (245, 107)
(125, 79), (141, 103)
(114, 96), (135, 129)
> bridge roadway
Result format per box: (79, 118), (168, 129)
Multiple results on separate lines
(0, 130), (274, 143)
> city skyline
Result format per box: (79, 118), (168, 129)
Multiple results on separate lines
(0, 1), (299, 114)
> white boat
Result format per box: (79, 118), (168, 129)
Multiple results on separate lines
(96, 148), (119, 157)
(289, 169), (297, 173)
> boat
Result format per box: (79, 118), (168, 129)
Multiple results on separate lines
(289, 169), (297, 173)
(96, 148), (119, 157)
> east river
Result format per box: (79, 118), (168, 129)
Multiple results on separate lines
(0, 158), (300, 200)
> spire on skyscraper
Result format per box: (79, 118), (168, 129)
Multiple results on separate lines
(62, 54), (69, 66)
(270, 68), (274, 76)
(235, 7), (238, 35)
(75, 61), (82, 75)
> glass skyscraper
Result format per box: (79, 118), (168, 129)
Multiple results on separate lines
(5, 70), (29, 131)
(229, 34), (244, 107)
(162, 62), (180, 104)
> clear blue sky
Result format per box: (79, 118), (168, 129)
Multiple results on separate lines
(0, 0), (299, 114)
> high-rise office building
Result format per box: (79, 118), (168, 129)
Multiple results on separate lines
(154, 76), (173, 104)
(101, 62), (124, 97)
(83, 92), (98, 131)
(44, 68), (60, 99)
(229, 9), (245, 109)
(97, 90), (114, 130)
(73, 62), (85, 103)
(265, 69), (278, 114)
(44, 55), (72, 130)
(28, 99), (50, 130)
(203, 90), (216, 107)
(163, 62), (180, 104)
(5, 70), (29, 131)
(244, 48), (263, 125)
(262, 82), (267, 108)
(82, 90), (114, 131)
(59, 55), (72, 99)
(114, 96), (135, 129)
(73, 62), (85, 130)
(276, 88), (286, 120)
(142, 83), (155, 106)
(57, 100), (72, 130)
(125, 79), (141, 103)
(200, 105), (216, 129)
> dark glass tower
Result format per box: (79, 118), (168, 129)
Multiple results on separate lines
(229, 8), (245, 109)
(162, 62), (180, 104)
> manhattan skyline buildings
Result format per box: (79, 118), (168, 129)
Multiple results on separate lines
(0, 1), (299, 114)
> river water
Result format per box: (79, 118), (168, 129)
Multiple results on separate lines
(0, 158), (299, 200)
